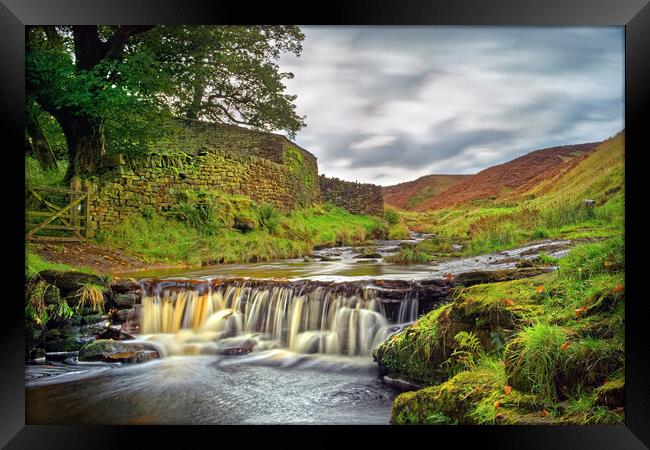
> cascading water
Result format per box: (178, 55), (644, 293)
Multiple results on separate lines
(136, 279), (421, 357)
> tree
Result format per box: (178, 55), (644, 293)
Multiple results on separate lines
(26, 26), (158, 179)
(25, 103), (58, 171)
(26, 25), (306, 179)
(136, 26), (306, 138)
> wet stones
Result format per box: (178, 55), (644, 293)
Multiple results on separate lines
(78, 339), (161, 363)
(37, 270), (110, 294)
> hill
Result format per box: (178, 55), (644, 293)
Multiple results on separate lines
(383, 174), (469, 209)
(413, 142), (600, 211)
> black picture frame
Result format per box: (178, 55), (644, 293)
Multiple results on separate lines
(2, 0), (648, 447)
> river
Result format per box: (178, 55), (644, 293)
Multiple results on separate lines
(26, 235), (572, 425)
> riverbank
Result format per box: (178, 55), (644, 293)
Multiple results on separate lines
(375, 234), (625, 425)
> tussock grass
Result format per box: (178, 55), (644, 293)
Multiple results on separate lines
(75, 283), (107, 312)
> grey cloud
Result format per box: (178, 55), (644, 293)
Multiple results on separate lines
(278, 26), (624, 185)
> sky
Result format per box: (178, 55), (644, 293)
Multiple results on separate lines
(277, 26), (624, 186)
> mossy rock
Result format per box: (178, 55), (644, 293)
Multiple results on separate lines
(78, 339), (161, 363)
(36, 270), (110, 295)
(593, 376), (625, 408)
(391, 364), (542, 425)
(233, 214), (257, 233)
(504, 329), (623, 401)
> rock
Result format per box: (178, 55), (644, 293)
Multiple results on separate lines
(112, 308), (135, 323)
(45, 334), (96, 352)
(45, 351), (78, 362)
(214, 338), (257, 356)
(110, 278), (141, 294)
(399, 242), (416, 249)
(98, 326), (136, 341)
(382, 375), (424, 392)
(37, 270), (110, 295)
(29, 348), (46, 360)
(78, 339), (161, 363)
(354, 253), (382, 259)
(594, 378), (625, 408)
(234, 215), (256, 233)
(452, 268), (550, 287)
(112, 292), (139, 309)
(318, 256), (340, 262)
(515, 259), (534, 268)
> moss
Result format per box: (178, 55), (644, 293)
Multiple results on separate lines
(593, 375), (625, 408)
(391, 359), (543, 425)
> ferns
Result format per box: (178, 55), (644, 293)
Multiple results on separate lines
(443, 331), (485, 374)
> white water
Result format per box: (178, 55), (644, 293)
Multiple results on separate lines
(138, 282), (417, 357)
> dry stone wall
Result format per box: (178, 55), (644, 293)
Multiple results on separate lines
(87, 147), (320, 235)
(319, 175), (384, 216)
(84, 120), (386, 235)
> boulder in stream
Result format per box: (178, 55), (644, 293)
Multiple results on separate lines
(78, 339), (161, 363)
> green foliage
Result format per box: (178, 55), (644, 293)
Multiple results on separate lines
(25, 249), (96, 278)
(95, 203), (381, 266)
(505, 323), (567, 401)
(562, 392), (623, 424)
(560, 235), (624, 281)
(257, 203), (281, 232)
(74, 283), (107, 312)
(25, 156), (67, 187)
(387, 223), (410, 240)
(384, 209), (401, 226)
(138, 26), (306, 137)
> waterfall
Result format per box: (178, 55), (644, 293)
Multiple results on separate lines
(137, 279), (422, 357)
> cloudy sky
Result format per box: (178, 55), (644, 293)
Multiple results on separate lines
(277, 26), (624, 186)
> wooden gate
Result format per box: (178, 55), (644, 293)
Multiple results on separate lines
(25, 178), (91, 241)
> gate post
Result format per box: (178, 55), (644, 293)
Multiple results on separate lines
(84, 180), (93, 239)
(70, 177), (82, 232)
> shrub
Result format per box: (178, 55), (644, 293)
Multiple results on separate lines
(257, 203), (281, 232)
(384, 209), (401, 226)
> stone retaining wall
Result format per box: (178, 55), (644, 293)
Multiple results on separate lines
(319, 175), (384, 216)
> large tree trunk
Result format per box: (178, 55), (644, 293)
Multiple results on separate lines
(26, 112), (58, 171)
(58, 112), (106, 181)
(185, 83), (205, 119)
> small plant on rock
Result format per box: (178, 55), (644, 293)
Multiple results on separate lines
(75, 283), (107, 312)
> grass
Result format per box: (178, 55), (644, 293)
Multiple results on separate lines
(94, 200), (387, 266)
(74, 283), (107, 312)
(25, 156), (67, 188)
(378, 232), (625, 425)
(26, 248), (97, 279)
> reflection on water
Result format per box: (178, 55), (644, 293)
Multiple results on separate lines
(27, 352), (397, 425)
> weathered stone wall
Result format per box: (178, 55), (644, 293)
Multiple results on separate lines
(83, 119), (389, 233)
(319, 175), (384, 216)
(88, 145), (320, 234)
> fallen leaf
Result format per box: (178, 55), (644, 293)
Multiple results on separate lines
(504, 299), (514, 307)
(536, 285), (545, 294)
(561, 342), (570, 351)
(540, 409), (549, 417)
(614, 284), (624, 293)
(575, 306), (588, 317)
(504, 385), (512, 395)
(494, 401), (501, 409)
(604, 261), (613, 268)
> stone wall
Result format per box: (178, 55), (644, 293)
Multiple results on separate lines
(83, 119), (388, 234)
(319, 175), (384, 216)
(87, 145), (320, 235)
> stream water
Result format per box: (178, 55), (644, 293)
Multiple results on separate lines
(26, 235), (572, 425)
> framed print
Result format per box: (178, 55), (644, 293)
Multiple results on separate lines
(2, 0), (649, 447)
